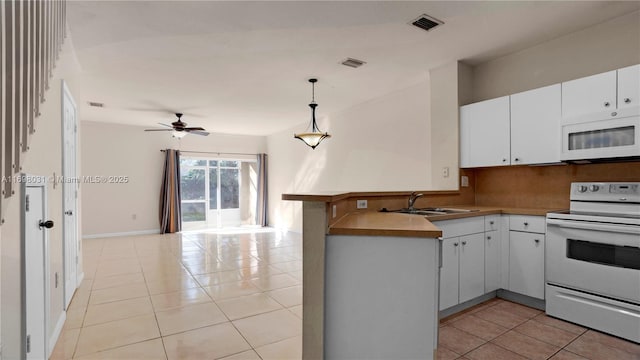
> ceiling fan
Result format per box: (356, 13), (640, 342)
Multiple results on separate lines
(144, 113), (210, 137)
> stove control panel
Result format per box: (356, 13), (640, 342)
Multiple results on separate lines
(571, 182), (640, 203)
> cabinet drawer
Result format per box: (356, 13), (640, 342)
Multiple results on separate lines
(485, 215), (500, 231)
(432, 217), (484, 238)
(510, 215), (545, 233)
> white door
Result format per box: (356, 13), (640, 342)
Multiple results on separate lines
(618, 64), (640, 109)
(459, 96), (510, 168)
(510, 84), (561, 165)
(62, 81), (78, 308)
(561, 70), (616, 119)
(24, 178), (50, 360)
(458, 233), (485, 303)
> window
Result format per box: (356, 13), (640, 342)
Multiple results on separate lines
(180, 157), (248, 229)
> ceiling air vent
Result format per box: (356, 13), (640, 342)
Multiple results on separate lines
(341, 58), (366, 68)
(411, 14), (443, 32)
(88, 101), (104, 108)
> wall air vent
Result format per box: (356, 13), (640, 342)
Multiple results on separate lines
(411, 14), (443, 32)
(88, 101), (104, 108)
(341, 58), (366, 68)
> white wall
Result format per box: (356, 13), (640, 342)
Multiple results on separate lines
(80, 122), (266, 236)
(268, 81), (431, 232)
(1, 38), (82, 358)
(472, 10), (640, 102)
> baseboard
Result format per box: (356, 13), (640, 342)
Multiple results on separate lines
(440, 292), (497, 319)
(82, 229), (160, 239)
(48, 311), (67, 357)
(497, 289), (546, 310)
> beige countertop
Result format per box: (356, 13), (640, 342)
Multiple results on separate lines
(329, 212), (442, 238)
(328, 206), (563, 238)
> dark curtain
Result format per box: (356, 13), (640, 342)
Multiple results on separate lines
(160, 149), (182, 233)
(256, 153), (268, 226)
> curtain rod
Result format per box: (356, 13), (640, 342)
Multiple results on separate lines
(160, 150), (259, 156)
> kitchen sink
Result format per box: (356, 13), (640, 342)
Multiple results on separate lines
(380, 207), (479, 216)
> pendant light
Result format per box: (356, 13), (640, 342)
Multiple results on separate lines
(294, 78), (331, 149)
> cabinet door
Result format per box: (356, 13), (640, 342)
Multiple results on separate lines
(439, 237), (459, 310)
(509, 232), (545, 300)
(460, 96), (510, 168)
(511, 84), (561, 164)
(562, 70), (616, 119)
(618, 64), (640, 109)
(459, 233), (485, 304)
(484, 230), (500, 293)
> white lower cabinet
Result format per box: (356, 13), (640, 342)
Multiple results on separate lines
(509, 231), (545, 300)
(439, 233), (485, 310)
(435, 217), (485, 310)
(484, 230), (500, 293)
(459, 233), (485, 303)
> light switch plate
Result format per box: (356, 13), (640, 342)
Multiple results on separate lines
(356, 200), (368, 209)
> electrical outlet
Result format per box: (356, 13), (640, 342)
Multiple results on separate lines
(442, 167), (449, 178)
(356, 200), (368, 209)
(461, 176), (469, 187)
(332, 205), (337, 218)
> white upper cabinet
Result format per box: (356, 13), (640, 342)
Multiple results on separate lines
(618, 64), (640, 109)
(510, 84), (561, 165)
(561, 70), (617, 119)
(460, 96), (510, 168)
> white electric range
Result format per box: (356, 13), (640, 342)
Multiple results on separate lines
(546, 182), (640, 343)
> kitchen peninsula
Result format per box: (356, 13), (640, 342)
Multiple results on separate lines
(283, 192), (444, 360)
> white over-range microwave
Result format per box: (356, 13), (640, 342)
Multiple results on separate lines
(561, 106), (640, 162)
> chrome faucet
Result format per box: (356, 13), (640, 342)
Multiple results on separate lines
(408, 191), (425, 210)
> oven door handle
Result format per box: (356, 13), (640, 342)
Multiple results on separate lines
(547, 219), (640, 235)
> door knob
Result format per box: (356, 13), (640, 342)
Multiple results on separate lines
(65, 210), (73, 215)
(39, 220), (54, 229)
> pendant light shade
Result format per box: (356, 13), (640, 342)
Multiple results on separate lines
(294, 78), (331, 149)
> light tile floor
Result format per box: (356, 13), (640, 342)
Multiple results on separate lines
(51, 230), (303, 360)
(50, 230), (640, 360)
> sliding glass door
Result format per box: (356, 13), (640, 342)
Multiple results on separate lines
(180, 157), (257, 230)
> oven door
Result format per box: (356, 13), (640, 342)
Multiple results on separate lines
(560, 114), (640, 161)
(546, 218), (640, 304)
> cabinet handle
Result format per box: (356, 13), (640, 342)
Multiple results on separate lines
(454, 242), (459, 247)
(462, 241), (467, 245)
(604, 101), (610, 107)
(534, 239), (540, 244)
(524, 222), (529, 226)
(490, 221), (494, 225)
(502, 158), (507, 162)
(624, 98), (631, 104)
(514, 157), (520, 162)
(487, 236), (492, 240)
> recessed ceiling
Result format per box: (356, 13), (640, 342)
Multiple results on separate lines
(67, 1), (640, 136)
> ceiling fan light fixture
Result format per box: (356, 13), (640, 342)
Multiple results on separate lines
(294, 78), (331, 149)
(172, 130), (187, 138)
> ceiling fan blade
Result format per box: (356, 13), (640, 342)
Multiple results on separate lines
(189, 130), (210, 136)
(144, 129), (173, 132)
(158, 123), (173, 128)
(184, 127), (205, 131)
